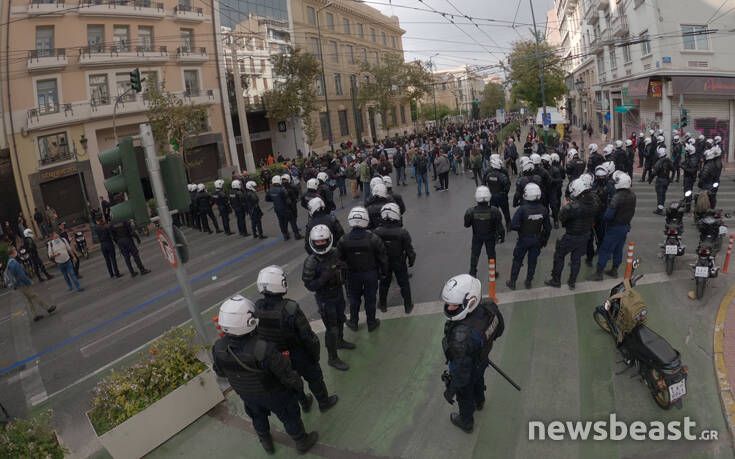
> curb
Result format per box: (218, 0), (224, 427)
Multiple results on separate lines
(713, 282), (735, 448)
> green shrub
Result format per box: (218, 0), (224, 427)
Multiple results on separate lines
(0, 410), (66, 458)
(498, 121), (521, 144)
(88, 327), (207, 435)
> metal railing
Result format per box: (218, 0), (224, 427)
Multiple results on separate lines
(174, 4), (202, 14)
(79, 0), (163, 9)
(177, 46), (206, 56)
(39, 143), (75, 166)
(31, 0), (65, 6)
(29, 48), (66, 60)
(80, 43), (167, 56)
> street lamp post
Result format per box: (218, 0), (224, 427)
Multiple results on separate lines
(575, 77), (585, 155)
(428, 53), (438, 127)
(316, 2), (334, 152)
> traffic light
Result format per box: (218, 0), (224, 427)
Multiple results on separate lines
(99, 136), (149, 225)
(159, 153), (190, 213)
(130, 68), (142, 93)
(680, 109), (688, 128)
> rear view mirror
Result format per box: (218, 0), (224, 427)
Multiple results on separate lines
(684, 190), (692, 197)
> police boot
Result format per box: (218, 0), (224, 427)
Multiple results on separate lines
(605, 265), (619, 278)
(450, 413), (473, 434)
(544, 278), (561, 288)
(524, 278), (532, 289)
(505, 280), (516, 290)
(294, 431), (319, 455)
(338, 324), (356, 349)
(258, 434), (275, 454)
(378, 299), (387, 313)
(318, 394), (339, 412)
(326, 332), (349, 371)
(587, 269), (604, 281)
(298, 393), (313, 413)
(567, 277), (576, 290)
(404, 300), (414, 314)
(553, 219), (559, 229)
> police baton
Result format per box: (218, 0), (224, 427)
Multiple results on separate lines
(488, 359), (521, 391)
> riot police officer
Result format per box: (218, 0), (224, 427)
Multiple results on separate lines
(304, 197), (344, 254)
(382, 176), (406, 215)
(230, 180), (249, 237)
(671, 135), (683, 182)
(465, 186), (505, 278)
(316, 171), (336, 212)
(699, 148), (723, 208)
(374, 203), (416, 314)
(301, 178), (320, 210)
(22, 229), (53, 281)
(338, 206), (388, 332)
(266, 176), (302, 240)
(196, 183), (222, 234)
(366, 183), (392, 229)
(441, 274), (504, 433)
(649, 147), (674, 215)
(585, 162), (615, 267)
(506, 184), (550, 290)
(93, 220), (122, 279)
(530, 153), (551, 208)
(483, 155), (511, 229)
(188, 184), (201, 231)
(612, 140), (628, 173)
(111, 218), (151, 277)
(586, 143), (604, 174)
(682, 144), (699, 193)
(244, 181), (265, 239)
(513, 158), (542, 207)
(281, 174), (301, 238)
(548, 153), (564, 228)
(589, 171), (636, 280)
(212, 295), (318, 455)
(624, 139), (636, 177)
(254, 265), (339, 413)
(545, 178), (599, 290)
(213, 179), (232, 235)
(302, 225), (355, 371)
(637, 132), (646, 168)
(565, 149), (586, 183)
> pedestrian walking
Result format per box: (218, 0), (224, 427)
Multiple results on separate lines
(22, 229), (53, 281)
(4, 245), (56, 322)
(47, 231), (84, 292)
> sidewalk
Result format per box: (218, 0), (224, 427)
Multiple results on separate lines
(714, 284), (735, 448)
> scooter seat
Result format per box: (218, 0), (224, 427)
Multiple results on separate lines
(626, 325), (679, 365)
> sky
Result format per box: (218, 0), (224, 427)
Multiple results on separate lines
(367, 0), (556, 77)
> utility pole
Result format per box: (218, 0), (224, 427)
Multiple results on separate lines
(529, 0), (548, 145)
(316, 2), (334, 152)
(351, 78), (362, 145)
(140, 123), (210, 345)
(429, 54), (438, 127)
(228, 36), (256, 173)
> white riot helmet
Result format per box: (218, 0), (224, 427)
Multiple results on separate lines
(271, 175), (282, 185)
(187, 184), (195, 192)
(307, 197), (325, 216)
(657, 136), (664, 144)
(657, 146), (667, 158)
(370, 177), (383, 189)
(644, 137), (652, 145)
(579, 173), (594, 189)
(685, 144), (696, 155)
(715, 135), (722, 144)
(594, 165), (608, 178)
(231, 179), (242, 190)
(317, 171), (329, 183)
(530, 153), (541, 165)
(523, 183), (542, 202)
(588, 143), (599, 154)
(23, 228), (33, 238)
(308, 224), (333, 255)
(475, 186), (491, 203)
(441, 274), (482, 322)
(540, 154), (551, 164)
(380, 203), (401, 221)
(706, 138), (714, 146)
(688, 138), (696, 145)
(569, 178), (590, 198)
(625, 139), (633, 147)
(673, 135), (680, 142)
(214, 179), (225, 190)
(612, 171), (632, 189)
(615, 140), (623, 148)
(603, 144), (613, 156)
(490, 153), (501, 164)
(602, 161), (616, 176)
(197, 183), (205, 192)
(372, 183), (388, 198)
(217, 295), (259, 336)
(638, 132), (644, 137)
(348, 206), (370, 228)
(382, 175), (393, 188)
(256, 265), (288, 295)
(704, 149), (717, 161)
(698, 134), (705, 141)
(649, 129), (655, 136)
(306, 178), (319, 191)
(657, 128), (664, 135)
(281, 174), (291, 183)
(567, 148), (578, 160)
(550, 153), (560, 163)
(245, 181), (257, 191)
(490, 156), (503, 169)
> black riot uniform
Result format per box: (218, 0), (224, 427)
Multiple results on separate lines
(302, 247), (354, 370)
(338, 227), (389, 331)
(213, 188), (232, 235)
(586, 176), (615, 265)
(586, 151), (604, 174)
(533, 164), (552, 207)
(699, 157), (723, 208)
(245, 188), (265, 238)
(230, 188), (249, 237)
(641, 141), (656, 182)
(649, 154), (674, 213)
(301, 189), (320, 210)
(386, 187), (406, 215)
(111, 219), (150, 277)
(212, 332), (317, 454)
(483, 168), (511, 229)
(94, 221), (121, 278)
(23, 235), (53, 281)
(508, 202), (551, 289)
(625, 144), (636, 177)
(196, 188), (221, 233)
(254, 294), (338, 412)
(464, 202), (505, 278)
(548, 160), (564, 227)
(513, 171), (542, 207)
(366, 195), (392, 229)
(284, 182), (302, 237)
(612, 147), (628, 173)
(317, 181), (336, 212)
(374, 219), (416, 313)
(304, 210), (345, 254)
(546, 190), (599, 289)
(189, 189), (200, 231)
(565, 155), (586, 182)
(671, 140), (683, 182)
(442, 299), (504, 431)
(682, 150), (700, 193)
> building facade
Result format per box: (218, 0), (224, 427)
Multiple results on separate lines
(1, 0), (233, 228)
(421, 66), (486, 121)
(556, 0), (735, 162)
(292, 0), (413, 152)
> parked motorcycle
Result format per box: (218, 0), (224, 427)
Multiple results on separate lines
(660, 196), (687, 275)
(75, 231), (89, 259)
(692, 210), (728, 299)
(593, 260), (688, 409)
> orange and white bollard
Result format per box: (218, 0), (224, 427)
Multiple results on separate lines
(624, 242), (635, 279)
(489, 258), (498, 303)
(723, 234), (734, 274)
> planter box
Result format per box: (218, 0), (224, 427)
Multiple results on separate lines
(89, 369), (223, 459)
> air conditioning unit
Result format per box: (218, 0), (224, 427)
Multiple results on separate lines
(687, 61), (709, 68)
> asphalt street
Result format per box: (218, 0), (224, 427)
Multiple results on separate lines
(1, 150), (734, 457)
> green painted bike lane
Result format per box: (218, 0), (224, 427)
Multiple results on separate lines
(150, 281), (734, 458)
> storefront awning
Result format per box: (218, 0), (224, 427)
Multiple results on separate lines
(672, 76), (735, 97)
(625, 78), (649, 97)
(614, 105), (635, 113)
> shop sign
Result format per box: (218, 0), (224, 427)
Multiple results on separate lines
(649, 81), (662, 98)
(40, 164), (78, 181)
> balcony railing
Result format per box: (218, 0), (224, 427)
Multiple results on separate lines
(27, 0), (66, 14)
(39, 143), (76, 166)
(29, 48), (65, 59)
(174, 4), (206, 21)
(79, 44), (168, 66)
(176, 46), (207, 63)
(77, 0), (164, 17)
(27, 102), (73, 120)
(183, 89), (214, 99)
(611, 14), (628, 37)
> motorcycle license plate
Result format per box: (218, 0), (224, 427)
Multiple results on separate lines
(668, 379), (686, 401)
(665, 245), (678, 255)
(695, 266), (709, 277)
(720, 226), (729, 235)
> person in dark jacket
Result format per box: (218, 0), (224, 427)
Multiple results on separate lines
(483, 156), (512, 229)
(366, 183), (393, 229)
(465, 186), (505, 278)
(93, 220), (122, 278)
(244, 181), (265, 239)
(316, 172), (336, 212)
(254, 265), (339, 413)
(612, 140), (628, 173)
(187, 184), (200, 230)
(281, 174), (302, 236)
(636, 132), (646, 167)
(302, 225), (355, 371)
(585, 163), (616, 267)
(625, 139), (636, 177)
(230, 180), (249, 237)
(301, 178), (320, 210)
(649, 146), (674, 215)
(382, 175), (406, 215)
(698, 148), (723, 208)
(304, 197), (344, 254)
(671, 135), (683, 182)
(682, 143), (700, 193)
(213, 180), (232, 235)
(21, 229), (53, 281)
(504, 138), (519, 176)
(548, 153), (565, 228)
(212, 295), (318, 455)
(506, 184), (550, 290)
(513, 158), (543, 207)
(266, 175), (302, 240)
(586, 144), (604, 174)
(641, 137), (656, 182)
(565, 148), (586, 183)
(195, 184), (221, 233)
(374, 203), (416, 314)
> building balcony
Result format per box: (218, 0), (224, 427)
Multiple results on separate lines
(78, 44), (169, 66)
(611, 14), (628, 37)
(38, 142), (77, 168)
(26, 0), (67, 16)
(173, 4), (208, 22)
(591, 30), (608, 54)
(27, 48), (68, 72)
(586, 4), (599, 24)
(176, 47), (208, 63)
(77, 0), (165, 19)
